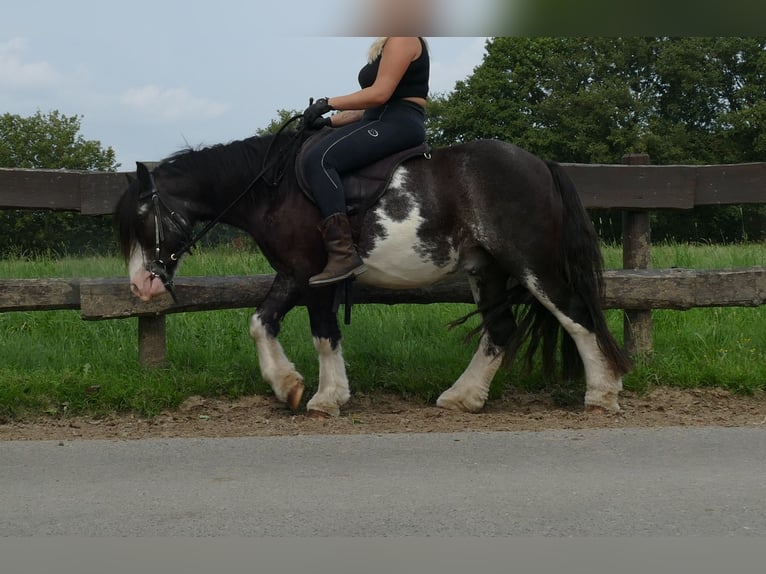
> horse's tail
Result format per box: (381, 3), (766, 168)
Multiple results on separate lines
(544, 160), (632, 379)
(450, 152), (630, 386)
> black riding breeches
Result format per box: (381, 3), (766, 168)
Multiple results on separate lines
(303, 99), (426, 218)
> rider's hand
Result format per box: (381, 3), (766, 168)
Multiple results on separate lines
(302, 98), (333, 127)
(311, 116), (332, 129)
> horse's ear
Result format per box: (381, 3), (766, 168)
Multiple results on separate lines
(135, 162), (152, 191)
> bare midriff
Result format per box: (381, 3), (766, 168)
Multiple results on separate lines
(402, 96), (427, 109)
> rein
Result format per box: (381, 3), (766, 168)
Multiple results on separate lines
(142, 114), (307, 301)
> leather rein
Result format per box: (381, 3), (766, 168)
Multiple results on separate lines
(139, 115), (306, 303)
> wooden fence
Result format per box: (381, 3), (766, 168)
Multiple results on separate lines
(1, 154), (765, 367)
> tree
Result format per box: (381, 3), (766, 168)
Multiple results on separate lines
(430, 38), (655, 162)
(0, 110), (118, 256)
(0, 110), (117, 170)
(427, 37), (766, 242)
(430, 37), (766, 163)
(256, 109), (302, 136)
(644, 37), (766, 164)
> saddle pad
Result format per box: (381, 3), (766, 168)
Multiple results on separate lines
(296, 127), (431, 214)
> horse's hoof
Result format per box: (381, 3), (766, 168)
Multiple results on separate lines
(436, 391), (485, 413)
(584, 404), (619, 414)
(287, 384), (304, 413)
(306, 395), (342, 417)
(307, 409), (331, 420)
(585, 404), (607, 414)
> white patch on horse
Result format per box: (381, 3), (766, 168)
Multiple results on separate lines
(388, 165), (408, 190)
(249, 314), (304, 403)
(306, 338), (350, 417)
(522, 270), (622, 411)
(128, 242), (145, 278)
(359, 168), (459, 289)
(437, 334), (503, 413)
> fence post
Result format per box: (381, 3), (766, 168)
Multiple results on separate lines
(138, 315), (167, 368)
(621, 153), (653, 358)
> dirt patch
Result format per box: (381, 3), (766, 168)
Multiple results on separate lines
(2, 387), (766, 441)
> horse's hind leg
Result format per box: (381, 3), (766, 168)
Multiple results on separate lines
(305, 288), (350, 417)
(436, 333), (503, 413)
(437, 249), (511, 413)
(521, 269), (623, 411)
(249, 274), (304, 411)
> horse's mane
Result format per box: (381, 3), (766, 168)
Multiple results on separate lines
(157, 133), (278, 184)
(114, 130), (304, 262)
(115, 177), (141, 262)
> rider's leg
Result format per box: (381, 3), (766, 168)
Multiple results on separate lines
(304, 102), (426, 286)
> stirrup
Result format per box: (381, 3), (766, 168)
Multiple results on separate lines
(308, 263), (367, 287)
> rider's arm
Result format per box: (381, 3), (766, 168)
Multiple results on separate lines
(330, 110), (364, 127)
(326, 37), (421, 111)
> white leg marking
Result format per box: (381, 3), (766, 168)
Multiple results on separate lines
(437, 334), (504, 413)
(249, 314), (304, 403)
(306, 338), (351, 417)
(522, 271), (622, 411)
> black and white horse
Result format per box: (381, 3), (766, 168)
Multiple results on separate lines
(115, 132), (630, 417)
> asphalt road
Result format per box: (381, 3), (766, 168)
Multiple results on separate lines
(2, 427), (765, 536)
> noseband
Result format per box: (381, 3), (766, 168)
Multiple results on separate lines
(140, 172), (193, 303)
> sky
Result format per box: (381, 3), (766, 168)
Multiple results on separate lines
(0, 1), (491, 170)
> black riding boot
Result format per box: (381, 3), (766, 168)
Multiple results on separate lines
(309, 213), (367, 286)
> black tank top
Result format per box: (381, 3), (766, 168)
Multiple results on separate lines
(357, 38), (429, 101)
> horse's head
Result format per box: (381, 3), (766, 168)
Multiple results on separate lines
(115, 162), (193, 303)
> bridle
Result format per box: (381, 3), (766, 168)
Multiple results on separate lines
(139, 113), (307, 303)
(139, 172), (194, 303)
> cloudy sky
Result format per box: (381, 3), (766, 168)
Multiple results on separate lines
(1, 1), (490, 169)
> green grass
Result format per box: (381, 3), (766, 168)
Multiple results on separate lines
(1, 243), (764, 419)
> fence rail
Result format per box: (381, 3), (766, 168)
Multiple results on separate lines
(3, 268), (766, 317)
(1, 154), (765, 366)
(2, 161), (766, 213)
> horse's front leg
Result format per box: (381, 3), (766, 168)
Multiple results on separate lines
(305, 288), (350, 417)
(249, 273), (304, 411)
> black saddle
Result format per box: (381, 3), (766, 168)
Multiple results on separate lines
(296, 127), (431, 215)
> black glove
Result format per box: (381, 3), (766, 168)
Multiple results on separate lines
(302, 97), (333, 128)
(311, 116), (332, 129)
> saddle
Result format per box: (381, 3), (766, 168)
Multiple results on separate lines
(295, 127), (431, 216)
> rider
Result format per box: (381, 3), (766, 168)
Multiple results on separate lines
(302, 36), (430, 286)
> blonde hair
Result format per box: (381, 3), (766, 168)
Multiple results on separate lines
(367, 37), (388, 63)
(367, 37), (428, 64)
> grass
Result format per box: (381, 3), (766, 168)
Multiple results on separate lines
(1, 243), (764, 419)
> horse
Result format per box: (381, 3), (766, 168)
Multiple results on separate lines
(115, 128), (631, 418)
